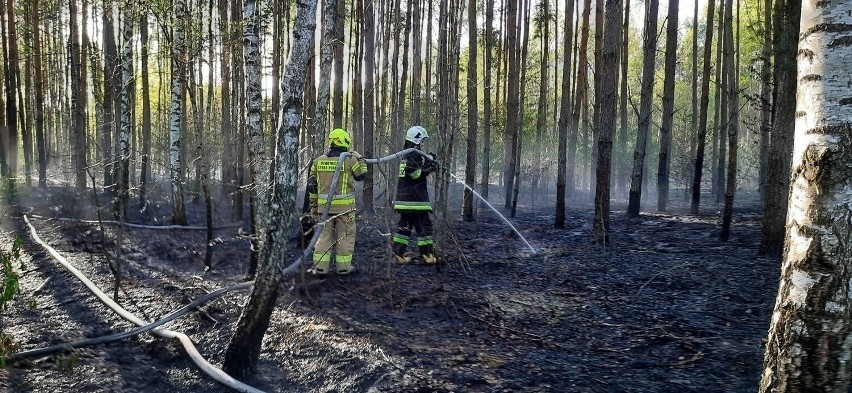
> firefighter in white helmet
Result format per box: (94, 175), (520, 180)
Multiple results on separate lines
(391, 125), (438, 264)
(307, 128), (367, 275)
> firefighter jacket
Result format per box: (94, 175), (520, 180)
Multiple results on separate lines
(309, 146), (367, 215)
(393, 149), (437, 212)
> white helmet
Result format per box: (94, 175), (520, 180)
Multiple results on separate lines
(405, 125), (429, 145)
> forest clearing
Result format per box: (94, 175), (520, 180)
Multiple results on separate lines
(1, 0), (850, 391)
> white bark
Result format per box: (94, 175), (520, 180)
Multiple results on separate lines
(761, 1), (852, 391)
(244, 0), (268, 258)
(169, 0), (187, 224)
(118, 9), (133, 205)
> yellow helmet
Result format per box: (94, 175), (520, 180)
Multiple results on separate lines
(328, 128), (352, 148)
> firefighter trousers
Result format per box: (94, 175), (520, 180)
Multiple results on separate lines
(313, 212), (357, 269)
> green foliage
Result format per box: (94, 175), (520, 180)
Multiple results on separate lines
(56, 352), (81, 371)
(0, 332), (21, 367)
(1, 238), (25, 312)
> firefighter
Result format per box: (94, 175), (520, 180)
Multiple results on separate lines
(391, 125), (439, 264)
(308, 128), (367, 275)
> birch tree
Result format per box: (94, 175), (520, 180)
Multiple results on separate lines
(169, 0), (188, 225)
(117, 7), (134, 216)
(223, 0), (316, 377)
(760, 1), (852, 390)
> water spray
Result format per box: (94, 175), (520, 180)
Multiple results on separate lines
(445, 172), (537, 255)
(283, 147), (538, 276)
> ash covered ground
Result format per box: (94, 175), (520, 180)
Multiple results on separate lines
(1, 184), (777, 392)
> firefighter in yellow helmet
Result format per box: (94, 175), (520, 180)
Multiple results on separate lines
(391, 125), (439, 264)
(307, 128), (367, 275)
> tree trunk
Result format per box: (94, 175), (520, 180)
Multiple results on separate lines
(568, 0), (591, 199)
(532, 0), (549, 199)
(117, 9), (133, 218)
(757, 0), (772, 199)
(589, 0), (603, 197)
(593, 0), (622, 244)
(317, 0), (335, 146)
(510, 0), (530, 218)
(362, 0), (375, 213)
(6, 0), (21, 178)
(223, 0), (317, 378)
(626, 0), (659, 217)
(332, 0), (344, 126)
(219, 0), (236, 214)
(33, 0), (46, 188)
(463, 0), (477, 221)
(556, 0), (576, 228)
(69, 0), (86, 188)
(656, 0), (678, 212)
(480, 0), (494, 204)
(411, 0), (422, 124)
(711, 2), (724, 202)
(169, 0), (188, 225)
(719, 0), (738, 241)
(759, 0), (799, 256)
(760, 1), (852, 390)
(22, 0), (34, 186)
(102, 0), (118, 193)
(503, 0), (519, 210)
(715, 2), (728, 204)
(616, 0), (630, 197)
(690, 0), (716, 214)
(139, 14), (152, 208)
(690, 0), (699, 192)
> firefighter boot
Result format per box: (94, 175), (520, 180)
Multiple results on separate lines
(419, 244), (437, 264)
(336, 261), (354, 275)
(392, 241), (411, 264)
(311, 260), (330, 275)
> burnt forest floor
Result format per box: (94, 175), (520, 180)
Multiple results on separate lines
(0, 184), (778, 392)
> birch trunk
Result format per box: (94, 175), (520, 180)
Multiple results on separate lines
(760, 1), (852, 390)
(223, 0), (316, 377)
(169, 0), (188, 225)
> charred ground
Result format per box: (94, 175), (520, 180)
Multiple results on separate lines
(1, 185), (777, 392)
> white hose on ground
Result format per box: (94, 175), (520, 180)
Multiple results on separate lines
(11, 280), (254, 360)
(27, 214), (243, 231)
(22, 215), (265, 393)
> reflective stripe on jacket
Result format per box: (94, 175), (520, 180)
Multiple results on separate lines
(309, 148), (367, 214)
(393, 150), (432, 212)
